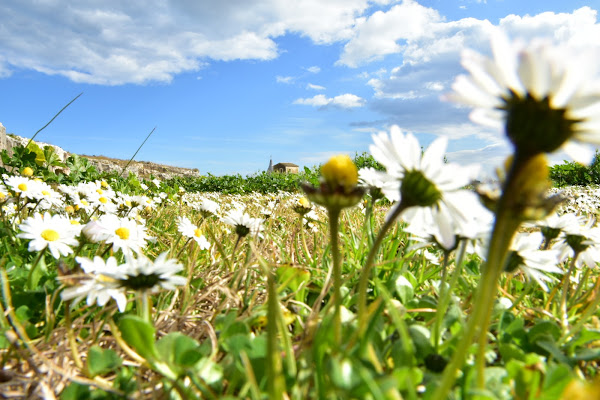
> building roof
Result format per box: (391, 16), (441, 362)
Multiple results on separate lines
(273, 162), (298, 167)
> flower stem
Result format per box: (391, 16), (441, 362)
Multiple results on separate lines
(357, 202), (408, 333)
(327, 206), (342, 346)
(560, 254), (579, 329)
(26, 250), (46, 290)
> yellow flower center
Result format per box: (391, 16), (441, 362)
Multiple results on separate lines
(99, 197), (108, 204)
(18, 183), (28, 191)
(34, 178), (42, 182)
(145, 205), (152, 212)
(96, 189), (103, 194)
(0, 193), (5, 200)
(81, 200), (89, 206)
(125, 200), (132, 207)
(321, 154), (358, 190)
(42, 190), (50, 196)
(101, 181), (109, 188)
(70, 220), (80, 225)
(97, 274), (117, 283)
(22, 167), (34, 177)
(299, 197), (310, 207)
(115, 227), (130, 240)
(41, 229), (60, 241)
(194, 228), (203, 237)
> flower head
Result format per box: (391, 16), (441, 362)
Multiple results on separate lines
(177, 216), (211, 250)
(448, 29), (600, 163)
(222, 209), (263, 238)
(120, 252), (186, 293)
(17, 212), (80, 259)
(506, 232), (562, 291)
(60, 256), (128, 311)
(370, 126), (484, 249)
(321, 154), (358, 191)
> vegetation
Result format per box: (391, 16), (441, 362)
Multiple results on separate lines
(0, 143), (598, 398)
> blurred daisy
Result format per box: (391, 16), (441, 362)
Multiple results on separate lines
(552, 217), (600, 269)
(60, 256), (128, 311)
(17, 212), (79, 259)
(177, 216), (211, 250)
(370, 126), (484, 249)
(448, 29), (600, 163)
(222, 209), (263, 238)
(120, 252), (186, 293)
(82, 214), (150, 255)
(505, 232), (562, 291)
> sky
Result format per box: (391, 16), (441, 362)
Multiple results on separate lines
(1, 0), (600, 177)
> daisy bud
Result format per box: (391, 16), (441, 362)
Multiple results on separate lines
(21, 167), (34, 177)
(293, 197), (312, 215)
(321, 155), (358, 191)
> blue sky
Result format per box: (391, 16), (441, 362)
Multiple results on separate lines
(1, 0), (599, 176)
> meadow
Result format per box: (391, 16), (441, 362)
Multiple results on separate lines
(0, 135), (600, 399)
(3, 30), (600, 400)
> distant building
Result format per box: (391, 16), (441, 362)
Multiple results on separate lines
(272, 162), (299, 174)
(267, 157), (274, 174)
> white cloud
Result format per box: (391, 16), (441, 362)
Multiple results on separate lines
(306, 66), (321, 73)
(294, 93), (365, 108)
(0, 0), (376, 85)
(306, 83), (326, 90)
(276, 75), (295, 84)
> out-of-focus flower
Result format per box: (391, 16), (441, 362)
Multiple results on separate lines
(505, 232), (562, 291)
(17, 212), (79, 259)
(177, 216), (211, 250)
(448, 29), (600, 163)
(553, 217), (600, 269)
(60, 256), (128, 311)
(120, 252), (187, 293)
(222, 209), (263, 238)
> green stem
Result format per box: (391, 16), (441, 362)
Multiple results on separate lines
(357, 202), (409, 333)
(560, 255), (579, 329)
(26, 250), (46, 290)
(139, 291), (152, 324)
(433, 250), (452, 352)
(328, 206), (342, 346)
(266, 269), (285, 399)
(432, 171), (523, 398)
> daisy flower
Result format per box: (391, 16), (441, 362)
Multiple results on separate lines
(60, 256), (128, 312)
(222, 209), (263, 238)
(505, 232), (562, 291)
(552, 217), (600, 269)
(120, 252), (187, 293)
(177, 216), (211, 250)
(82, 214), (150, 255)
(5, 175), (40, 200)
(17, 212), (80, 259)
(370, 126), (484, 249)
(448, 29), (600, 163)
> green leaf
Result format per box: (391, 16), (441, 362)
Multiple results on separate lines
(87, 345), (122, 377)
(117, 315), (158, 360)
(540, 364), (572, 400)
(60, 382), (92, 400)
(395, 275), (414, 304)
(156, 332), (203, 373)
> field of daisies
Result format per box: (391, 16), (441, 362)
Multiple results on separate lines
(4, 30), (600, 399)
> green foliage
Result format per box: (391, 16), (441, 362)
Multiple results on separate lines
(550, 151), (600, 187)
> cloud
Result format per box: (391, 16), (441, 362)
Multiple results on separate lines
(276, 75), (295, 83)
(0, 0), (375, 85)
(294, 93), (365, 108)
(306, 66), (321, 73)
(306, 83), (326, 90)
(446, 143), (510, 177)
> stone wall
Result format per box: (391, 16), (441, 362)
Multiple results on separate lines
(0, 123), (200, 180)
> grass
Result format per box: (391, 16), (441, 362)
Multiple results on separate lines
(0, 168), (599, 399)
